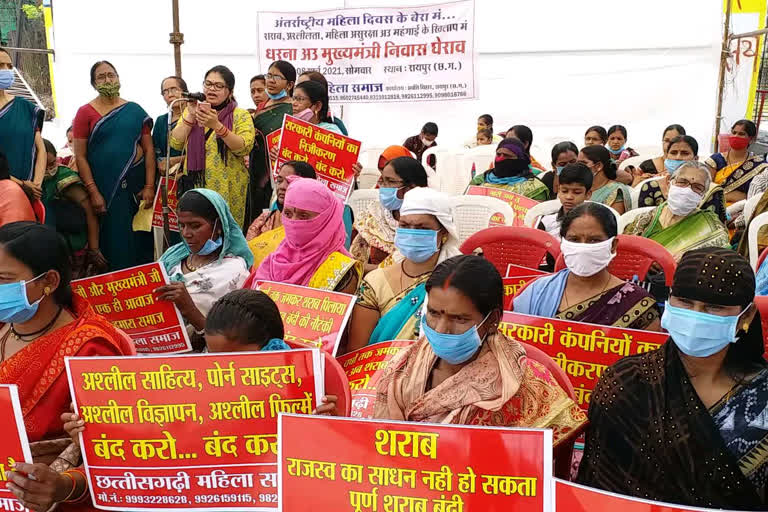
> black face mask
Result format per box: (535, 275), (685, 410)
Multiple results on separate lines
(493, 158), (529, 177)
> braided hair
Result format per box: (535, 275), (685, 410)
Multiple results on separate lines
(205, 289), (284, 348)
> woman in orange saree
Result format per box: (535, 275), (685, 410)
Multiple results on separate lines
(374, 255), (586, 444)
(0, 222), (134, 512)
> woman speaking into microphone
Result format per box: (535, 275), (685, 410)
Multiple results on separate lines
(170, 65), (255, 229)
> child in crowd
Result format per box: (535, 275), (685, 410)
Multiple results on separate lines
(476, 128), (494, 146)
(537, 162), (593, 240)
(41, 138), (106, 278)
(403, 122), (438, 166)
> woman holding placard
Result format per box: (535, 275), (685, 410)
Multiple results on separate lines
(244, 176), (361, 293)
(0, 222), (135, 511)
(170, 65), (255, 228)
(578, 248), (767, 509)
(514, 202), (660, 331)
(156, 189), (253, 350)
(373, 254), (586, 438)
(348, 187), (461, 352)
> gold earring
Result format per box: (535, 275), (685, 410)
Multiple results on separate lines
(743, 322), (751, 331)
(44, 286), (51, 295)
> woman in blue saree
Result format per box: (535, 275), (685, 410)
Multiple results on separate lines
(73, 60), (156, 271)
(347, 188), (461, 353)
(0, 47), (45, 197)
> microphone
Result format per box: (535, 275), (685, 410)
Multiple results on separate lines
(182, 91), (206, 101)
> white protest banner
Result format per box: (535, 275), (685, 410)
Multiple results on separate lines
(257, 0), (476, 103)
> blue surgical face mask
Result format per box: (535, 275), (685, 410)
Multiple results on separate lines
(395, 227), (438, 263)
(661, 301), (748, 358)
(421, 313), (490, 364)
(607, 145), (626, 155)
(0, 70), (13, 90)
(191, 219), (222, 256)
(0, 274), (45, 324)
(664, 159), (686, 173)
(379, 187), (404, 211)
(267, 89), (287, 100)
(556, 166), (565, 175)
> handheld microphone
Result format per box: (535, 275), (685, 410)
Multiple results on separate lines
(182, 91), (206, 102)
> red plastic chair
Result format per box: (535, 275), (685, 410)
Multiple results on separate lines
(285, 341), (351, 416)
(755, 296), (768, 356)
(459, 226), (561, 275)
(555, 234), (676, 285)
(31, 199), (45, 224)
(757, 246), (768, 271)
(519, 341), (586, 480)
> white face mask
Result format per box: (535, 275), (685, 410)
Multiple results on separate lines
(420, 137), (434, 147)
(666, 184), (701, 216)
(561, 237), (616, 277)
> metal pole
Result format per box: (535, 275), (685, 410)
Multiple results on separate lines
(161, 98), (185, 251)
(0, 46), (53, 55)
(170, 0), (183, 76)
(713, 0), (733, 153)
(729, 28), (768, 40)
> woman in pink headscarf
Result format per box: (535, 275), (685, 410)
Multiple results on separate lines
(243, 176), (362, 293)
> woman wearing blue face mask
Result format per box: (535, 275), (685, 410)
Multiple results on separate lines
(605, 125), (638, 164)
(372, 255), (586, 437)
(0, 48), (46, 201)
(578, 247), (768, 509)
(157, 189), (253, 350)
(350, 156), (428, 272)
(0, 222), (135, 512)
(347, 187), (461, 353)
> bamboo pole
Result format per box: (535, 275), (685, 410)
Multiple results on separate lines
(713, 0), (733, 153)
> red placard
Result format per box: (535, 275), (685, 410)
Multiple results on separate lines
(503, 265), (551, 309)
(274, 115), (361, 201)
(335, 341), (415, 419)
(66, 351), (324, 511)
(554, 480), (727, 512)
(151, 178), (179, 232)
(279, 415), (552, 512)
(255, 281), (356, 357)
(0, 385), (32, 512)
(499, 312), (668, 410)
(266, 129), (282, 154)
(72, 263), (192, 355)
(466, 186), (538, 226)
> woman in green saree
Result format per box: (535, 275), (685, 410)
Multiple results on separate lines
(624, 162), (730, 260)
(579, 144), (631, 214)
(468, 137), (549, 200)
(73, 61), (156, 271)
(0, 48), (45, 197)
(246, 60), (295, 229)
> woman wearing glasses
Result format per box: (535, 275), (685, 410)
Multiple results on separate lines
(170, 65), (255, 229)
(247, 60), (296, 227)
(153, 76), (188, 177)
(624, 161), (730, 260)
(72, 60), (156, 271)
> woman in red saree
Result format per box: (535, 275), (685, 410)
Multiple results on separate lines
(374, 255), (586, 444)
(0, 222), (134, 511)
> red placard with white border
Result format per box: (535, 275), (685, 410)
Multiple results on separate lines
(255, 281), (356, 357)
(335, 340), (415, 419)
(72, 263), (192, 355)
(499, 312), (668, 410)
(151, 178), (179, 233)
(0, 385), (32, 512)
(279, 414), (552, 512)
(65, 350), (324, 511)
(274, 115), (360, 201)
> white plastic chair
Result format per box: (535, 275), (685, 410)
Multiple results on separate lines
(618, 206), (655, 234)
(459, 145), (495, 178)
(630, 176), (663, 210)
(451, 196), (516, 244)
(421, 145), (453, 172)
(619, 155), (646, 171)
(744, 193), (764, 224)
(358, 147), (386, 169)
(749, 211), (768, 270)
(346, 189), (379, 220)
(357, 168), (380, 189)
(524, 199), (562, 228)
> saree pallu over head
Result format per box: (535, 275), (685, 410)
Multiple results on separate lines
(591, 181), (632, 211)
(352, 201), (399, 258)
(577, 341), (766, 509)
(87, 101), (152, 208)
(160, 187), (255, 274)
(707, 152), (768, 195)
(0, 97), (44, 181)
(0, 297), (135, 442)
(633, 205), (731, 261)
(374, 334), (586, 443)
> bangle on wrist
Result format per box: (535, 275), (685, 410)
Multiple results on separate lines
(182, 115), (195, 127)
(59, 472), (78, 502)
(215, 124), (228, 137)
